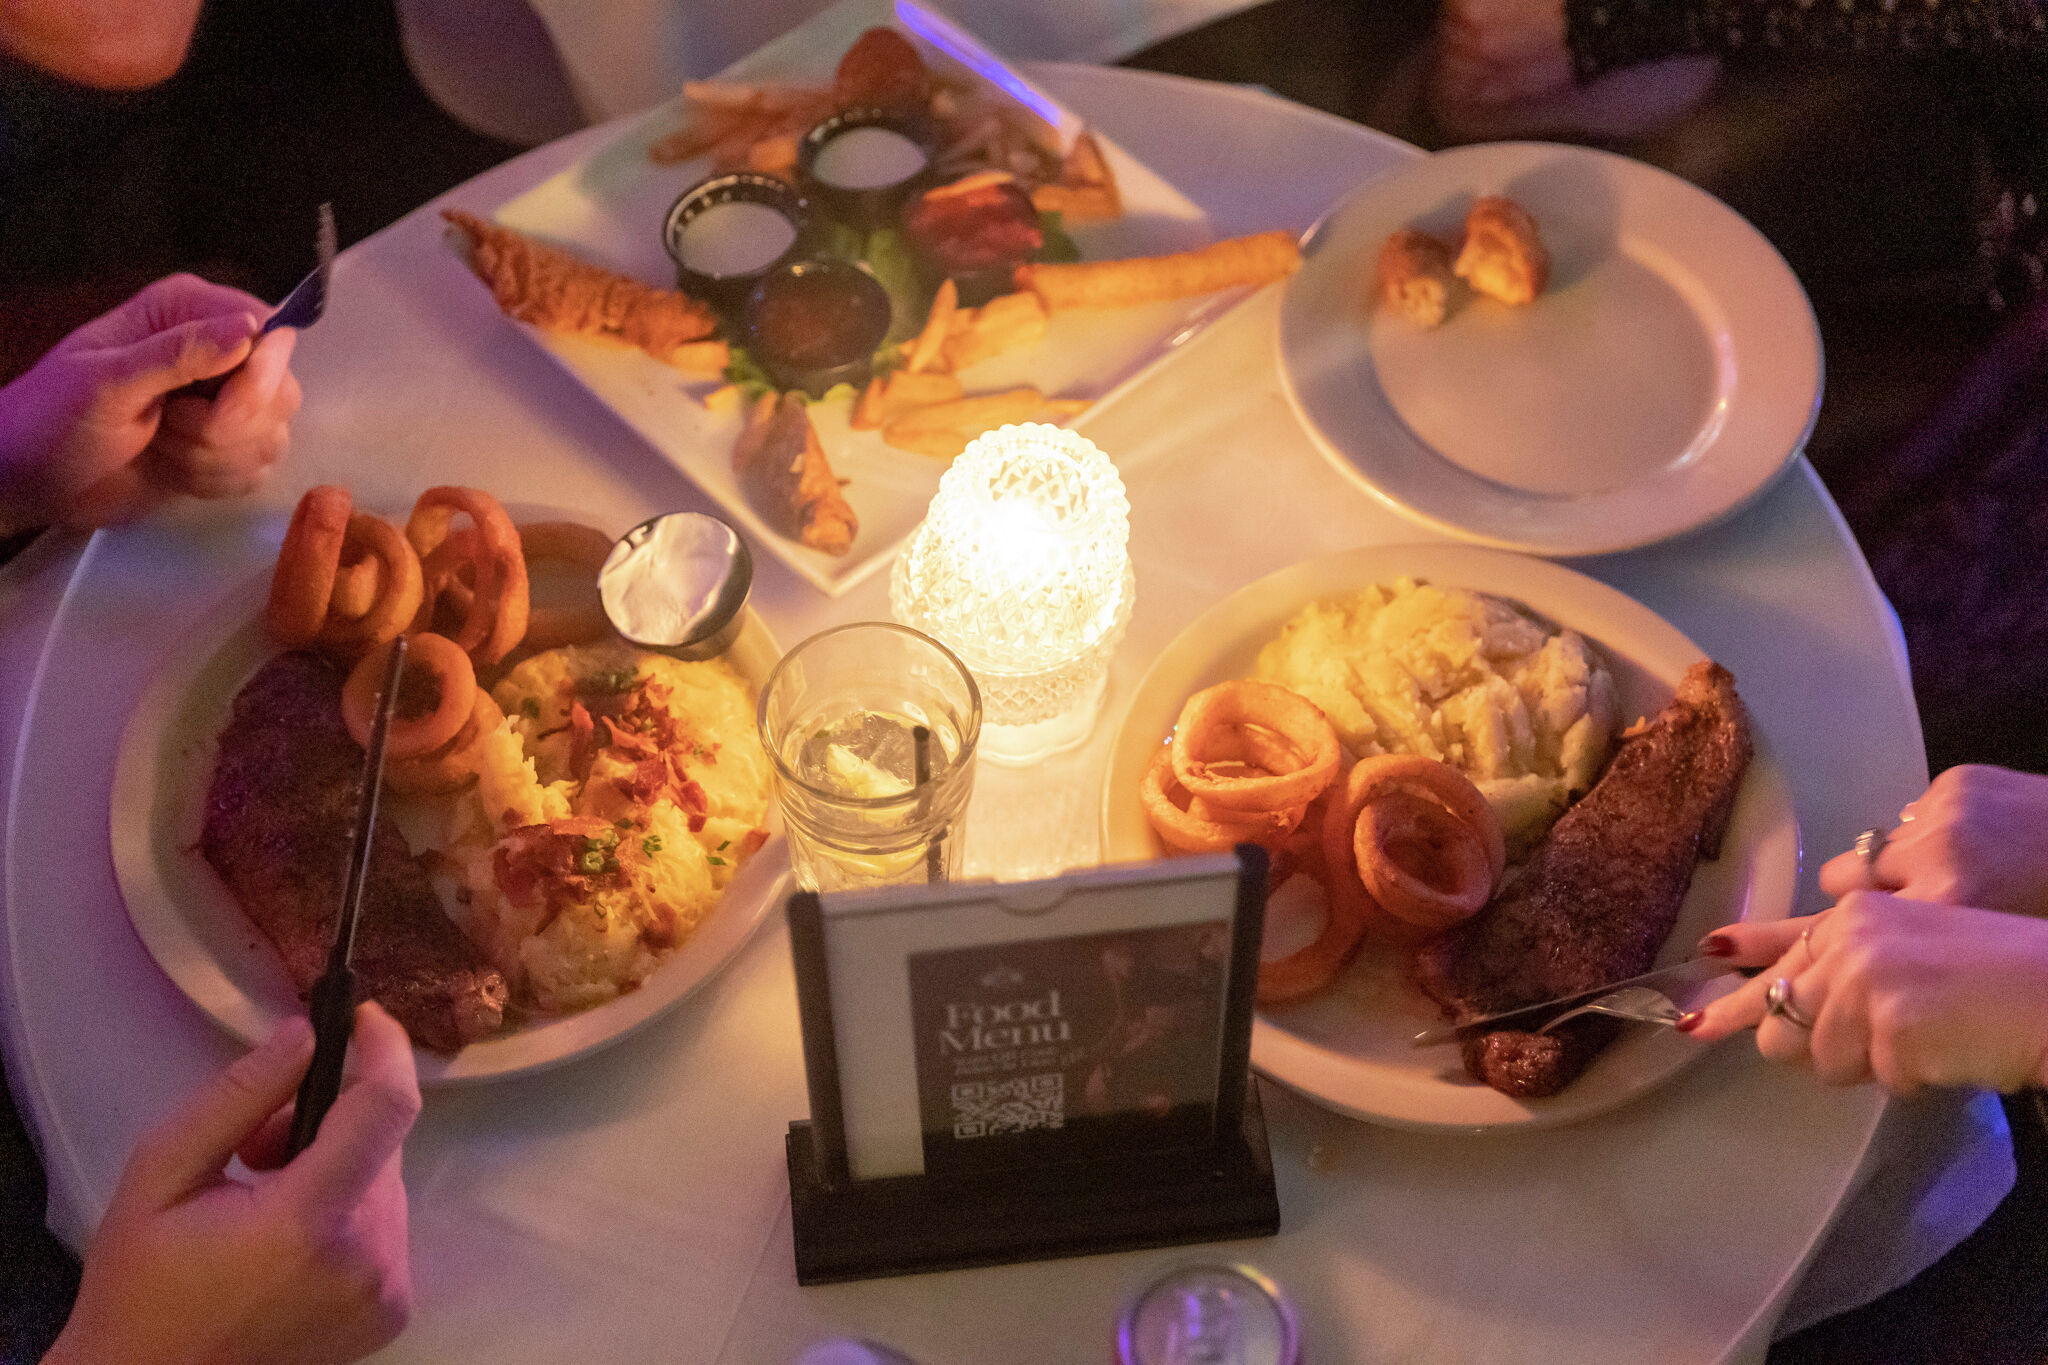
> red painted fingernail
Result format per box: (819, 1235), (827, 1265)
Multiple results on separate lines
(1675, 1011), (1703, 1033)
(1697, 934), (1736, 958)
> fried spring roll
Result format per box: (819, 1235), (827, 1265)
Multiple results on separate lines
(735, 394), (857, 556)
(1016, 229), (1302, 310)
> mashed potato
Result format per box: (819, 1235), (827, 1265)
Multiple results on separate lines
(427, 641), (770, 1015)
(1256, 578), (1616, 854)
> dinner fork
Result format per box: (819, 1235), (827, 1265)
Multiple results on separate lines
(174, 202), (334, 401)
(1537, 984), (1686, 1035)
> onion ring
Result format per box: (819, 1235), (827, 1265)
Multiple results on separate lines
(1338, 753), (1507, 888)
(317, 513), (425, 657)
(1171, 681), (1339, 812)
(384, 692), (503, 796)
(266, 485), (351, 645)
(406, 487), (529, 667)
(1141, 748), (1301, 853)
(329, 556), (382, 621)
(1355, 789), (1494, 932)
(518, 520), (615, 652)
(341, 632), (478, 760)
(1319, 759), (1443, 951)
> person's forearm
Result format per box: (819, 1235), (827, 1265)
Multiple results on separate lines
(0, 0), (206, 89)
(1567, 0), (2048, 78)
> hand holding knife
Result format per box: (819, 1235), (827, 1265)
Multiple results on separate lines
(288, 636), (405, 1157)
(1410, 953), (1751, 1048)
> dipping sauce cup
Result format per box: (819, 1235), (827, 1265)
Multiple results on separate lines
(665, 173), (812, 314)
(758, 622), (981, 892)
(798, 109), (934, 232)
(742, 258), (893, 397)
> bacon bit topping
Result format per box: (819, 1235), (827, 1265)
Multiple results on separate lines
(616, 756), (670, 807)
(739, 827), (769, 859)
(603, 717), (659, 758)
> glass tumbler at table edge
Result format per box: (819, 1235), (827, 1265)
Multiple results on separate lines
(757, 622), (982, 892)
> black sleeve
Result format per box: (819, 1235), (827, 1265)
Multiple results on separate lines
(1567, 0), (2048, 79)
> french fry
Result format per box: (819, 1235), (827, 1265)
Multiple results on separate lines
(665, 339), (731, 376)
(882, 388), (1045, 459)
(906, 279), (959, 374)
(704, 383), (746, 415)
(1017, 230), (1303, 311)
(942, 291), (1046, 371)
(853, 370), (965, 430)
(927, 169), (1015, 200)
(852, 376), (888, 430)
(746, 131), (801, 179)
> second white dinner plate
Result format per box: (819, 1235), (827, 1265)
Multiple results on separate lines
(1100, 544), (1801, 1131)
(109, 547), (788, 1087)
(1278, 142), (1822, 557)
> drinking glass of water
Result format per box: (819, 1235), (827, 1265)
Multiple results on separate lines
(758, 623), (982, 891)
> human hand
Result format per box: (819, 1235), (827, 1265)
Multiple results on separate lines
(1819, 766), (2048, 917)
(1683, 894), (2048, 1095)
(0, 273), (301, 535)
(46, 1004), (420, 1365)
(1432, 0), (1718, 140)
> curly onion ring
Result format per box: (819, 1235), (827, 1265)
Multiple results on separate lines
(1340, 753), (1506, 888)
(1355, 789), (1494, 932)
(1319, 761), (1442, 950)
(384, 692), (503, 796)
(1172, 681), (1339, 813)
(518, 520), (615, 652)
(266, 485), (351, 645)
(1257, 826), (1378, 1002)
(341, 632), (478, 760)
(1142, 748), (1301, 853)
(405, 487), (529, 667)
(328, 555), (382, 621)
(317, 513), (424, 657)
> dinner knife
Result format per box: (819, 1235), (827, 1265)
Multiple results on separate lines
(1409, 955), (1742, 1047)
(178, 201), (335, 402)
(286, 636), (405, 1157)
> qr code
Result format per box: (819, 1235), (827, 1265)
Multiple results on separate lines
(951, 1074), (1064, 1139)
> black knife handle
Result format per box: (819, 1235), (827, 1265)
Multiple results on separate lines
(287, 967), (357, 1158)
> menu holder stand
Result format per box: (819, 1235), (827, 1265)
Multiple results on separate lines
(783, 847), (1280, 1286)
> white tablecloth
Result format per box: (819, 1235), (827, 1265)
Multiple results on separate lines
(0, 65), (2013, 1364)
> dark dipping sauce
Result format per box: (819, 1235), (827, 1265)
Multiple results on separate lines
(742, 259), (892, 395)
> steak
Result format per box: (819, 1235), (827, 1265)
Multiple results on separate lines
(201, 652), (508, 1052)
(1413, 661), (1752, 1097)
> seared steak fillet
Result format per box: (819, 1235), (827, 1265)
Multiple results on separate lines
(201, 652), (508, 1052)
(1413, 661), (1752, 1097)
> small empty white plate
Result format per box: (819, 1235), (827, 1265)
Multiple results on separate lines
(1278, 142), (1821, 556)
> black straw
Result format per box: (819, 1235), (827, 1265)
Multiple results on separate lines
(913, 723), (942, 884)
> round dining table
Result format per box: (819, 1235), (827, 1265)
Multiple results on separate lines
(0, 61), (2014, 1364)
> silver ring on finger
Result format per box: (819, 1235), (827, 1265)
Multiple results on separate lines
(1854, 825), (1890, 887)
(1765, 976), (1815, 1030)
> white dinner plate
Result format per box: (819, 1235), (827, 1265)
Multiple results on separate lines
(109, 554), (788, 1088)
(1100, 544), (1801, 1130)
(473, 0), (1225, 596)
(1278, 143), (1822, 557)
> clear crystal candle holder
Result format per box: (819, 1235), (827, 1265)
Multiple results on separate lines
(890, 423), (1134, 764)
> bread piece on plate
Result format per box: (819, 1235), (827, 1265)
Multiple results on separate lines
(1376, 227), (1457, 328)
(1453, 196), (1549, 306)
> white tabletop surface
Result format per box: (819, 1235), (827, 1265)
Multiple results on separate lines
(0, 64), (2013, 1364)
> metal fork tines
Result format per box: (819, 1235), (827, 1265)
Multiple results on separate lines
(1537, 984), (1685, 1035)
